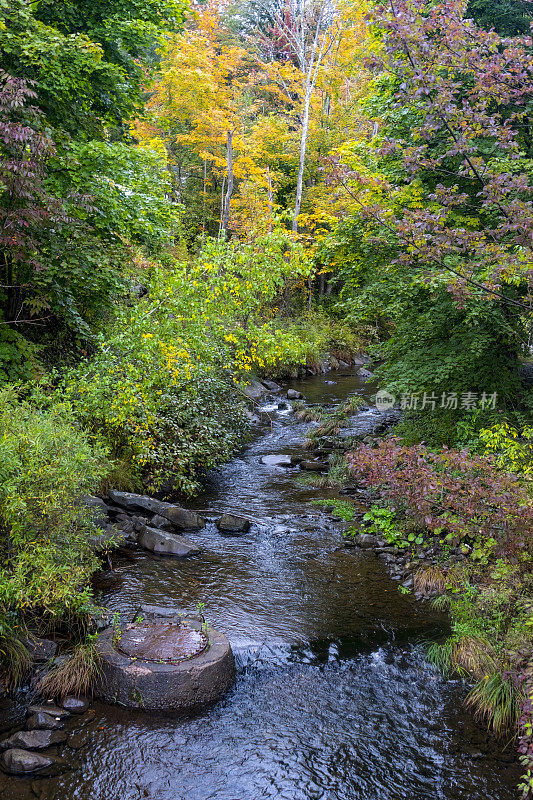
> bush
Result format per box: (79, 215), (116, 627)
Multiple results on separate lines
(480, 423), (533, 476)
(59, 235), (313, 494)
(0, 388), (108, 638)
(347, 438), (533, 553)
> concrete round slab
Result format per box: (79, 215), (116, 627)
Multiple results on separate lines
(95, 616), (235, 712)
(116, 620), (208, 663)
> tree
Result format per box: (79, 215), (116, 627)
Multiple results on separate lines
(0, 0), (188, 137)
(251, 0), (344, 231)
(331, 0), (533, 309)
(0, 73), (59, 327)
(467, 0), (533, 35)
(0, 1), (183, 368)
(139, 1), (273, 237)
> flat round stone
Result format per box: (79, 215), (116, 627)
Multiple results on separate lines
(116, 621), (207, 663)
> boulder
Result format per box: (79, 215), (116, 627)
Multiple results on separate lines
(357, 368), (375, 380)
(357, 533), (379, 548)
(0, 748), (60, 775)
(338, 360), (350, 368)
(242, 381), (265, 400)
(286, 388), (303, 400)
(27, 705), (70, 720)
(261, 379), (281, 392)
(82, 495), (109, 515)
(300, 461), (329, 472)
(108, 490), (165, 514)
(138, 528), (201, 558)
(25, 712), (64, 731)
(215, 513), (251, 533)
(260, 454), (292, 467)
(23, 636), (57, 663)
(60, 696), (90, 715)
(0, 730), (67, 751)
(157, 506), (205, 530)
(150, 514), (175, 531)
(108, 492), (205, 530)
(135, 604), (182, 620)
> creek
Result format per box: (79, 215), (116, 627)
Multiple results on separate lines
(0, 371), (519, 800)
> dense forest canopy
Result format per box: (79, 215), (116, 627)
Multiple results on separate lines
(0, 0), (532, 794)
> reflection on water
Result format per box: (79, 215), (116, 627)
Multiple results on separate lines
(0, 372), (519, 800)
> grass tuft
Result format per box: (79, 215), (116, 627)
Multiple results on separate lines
(0, 634), (31, 689)
(466, 671), (522, 736)
(39, 636), (101, 700)
(427, 630), (498, 680)
(414, 565), (447, 597)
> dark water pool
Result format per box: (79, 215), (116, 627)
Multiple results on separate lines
(0, 372), (519, 800)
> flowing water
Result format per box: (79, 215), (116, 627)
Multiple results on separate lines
(0, 372), (520, 800)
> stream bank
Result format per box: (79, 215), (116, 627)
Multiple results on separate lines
(0, 370), (520, 799)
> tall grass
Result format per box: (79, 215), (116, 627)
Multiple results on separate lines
(39, 636), (101, 700)
(466, 671), (523, 736)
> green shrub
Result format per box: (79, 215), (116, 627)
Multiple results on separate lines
(0, 388), (108, 637)
(57, 235), (332, 495)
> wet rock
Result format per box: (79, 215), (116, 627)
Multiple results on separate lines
(138, 528), (201, 558)
(287, 389), (303, 400)
(353, 355), (370, 366)
(88, 523), (125, 551)
(260, 454), (292, 467)
(28, 705), (70, 720)
(25, 712), (64, 731)
(0, 730), (67, 751)
(357, 533), (379, 548)
(300, 461), (329, 472)
(155, 506), (205, 530)
(262, 380), (281, 392)
(67, 732), (90, 751)
(242, 381), (265, 400)
(82, 495), (109, 515)
(150, 514), (175, 531)
(108, 492), (205, 530)
(60, 696), (90, 715)
(23, 636), (57, 663)
(108, 490), (164, 514)
(357, 368), (374, 379)
(0, 748), (60, 775)
(215, 514), (251, 533)
(338, 360), (350, 368)
(135, 604), (182, 620)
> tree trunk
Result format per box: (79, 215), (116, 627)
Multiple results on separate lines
(292, 83), (311, 233)
(267, 167), (273, 232)
(221, 129), (234, 236)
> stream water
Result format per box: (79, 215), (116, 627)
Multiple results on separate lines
(0, 372), (520, 800)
